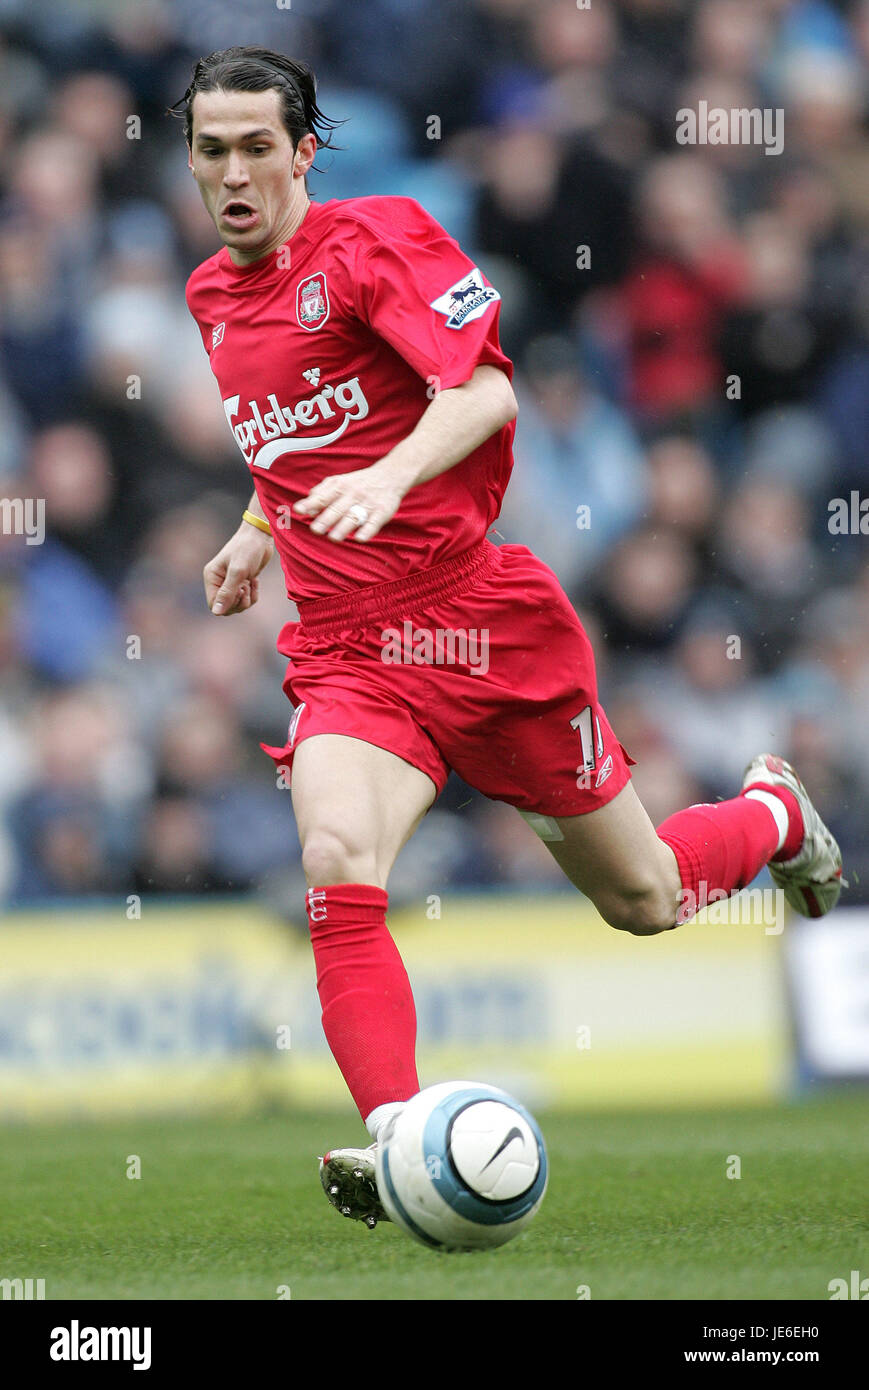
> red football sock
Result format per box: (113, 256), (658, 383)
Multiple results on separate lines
(305, 883), (419, 1120)
(657, 796), (781, 923)
(743, 783), (804, 862)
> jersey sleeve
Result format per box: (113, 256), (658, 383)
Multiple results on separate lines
(352, 199), (513, 391)
(185, 266), (213, 355)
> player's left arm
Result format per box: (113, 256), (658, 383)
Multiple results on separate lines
(293, 363), (517, 543)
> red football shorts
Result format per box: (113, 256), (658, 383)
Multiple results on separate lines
(261, 539), (633, 817)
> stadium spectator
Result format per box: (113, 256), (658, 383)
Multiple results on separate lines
(0, 0), (865, 904)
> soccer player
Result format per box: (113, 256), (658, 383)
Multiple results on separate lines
(175, 47), (843, 1229)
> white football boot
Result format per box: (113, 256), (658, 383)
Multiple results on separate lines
(318, 1145), (391, 1229)
(743, 753), (844, 917)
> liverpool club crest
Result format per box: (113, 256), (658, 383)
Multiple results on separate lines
(296, 272), (330, 331)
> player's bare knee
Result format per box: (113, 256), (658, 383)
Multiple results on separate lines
(598, 885), (678, 937)
(301, 827), (377, 888)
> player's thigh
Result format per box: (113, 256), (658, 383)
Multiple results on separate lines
(542, 782), (682, 933)
(291, 733), (438, 886)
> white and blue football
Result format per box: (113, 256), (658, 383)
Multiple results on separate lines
(375, 1081), (548, 1251)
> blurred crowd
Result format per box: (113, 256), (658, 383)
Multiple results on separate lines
(0, 0), (868, 916)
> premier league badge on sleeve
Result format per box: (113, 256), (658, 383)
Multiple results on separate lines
(296, 272), (330, 331)
(430, 267), (500, 329)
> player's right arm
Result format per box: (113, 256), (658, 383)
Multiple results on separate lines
(204, 491), (273, 616)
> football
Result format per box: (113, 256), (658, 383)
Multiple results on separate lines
(375, 1081), (548, 1251)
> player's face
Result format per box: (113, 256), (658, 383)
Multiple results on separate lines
(188, 88), (315, 264)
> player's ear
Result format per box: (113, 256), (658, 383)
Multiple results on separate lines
(294, 132), (316, 176)
(187, 144), (194, 173)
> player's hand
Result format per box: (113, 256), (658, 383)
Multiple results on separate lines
(293, 462), (407, 542)
(204, 524), (273, 615)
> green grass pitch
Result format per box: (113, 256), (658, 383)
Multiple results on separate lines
(2, 1092), (867, 1300)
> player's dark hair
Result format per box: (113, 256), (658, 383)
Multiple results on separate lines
(167, 46), (345, 165)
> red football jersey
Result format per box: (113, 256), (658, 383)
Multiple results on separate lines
(186, 196), (516, 601)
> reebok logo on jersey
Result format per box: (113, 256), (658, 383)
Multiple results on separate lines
(430, 267), (500, 329)
(223, 374), (370, 471)
(595, 755), (614, 789)
(212, 322), (225, 349)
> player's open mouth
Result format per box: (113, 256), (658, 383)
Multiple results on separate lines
(221, 201), (260, 230)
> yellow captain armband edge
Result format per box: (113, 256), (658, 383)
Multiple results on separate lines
(242, 509), (273, 537)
